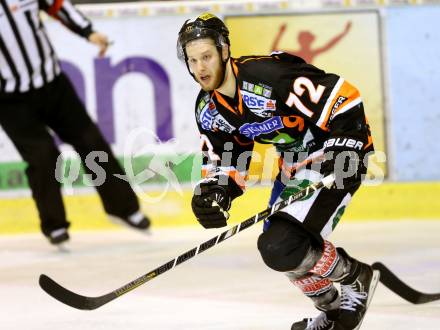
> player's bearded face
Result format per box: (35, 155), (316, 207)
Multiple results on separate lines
(186, 39), (225, 92)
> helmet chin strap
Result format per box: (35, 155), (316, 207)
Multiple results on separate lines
(213, 55), (230, 91)
(185, 60), (197, 82)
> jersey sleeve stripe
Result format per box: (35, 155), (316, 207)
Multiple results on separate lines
(318, 79), (360, 130)
(317, 77), (344, 128)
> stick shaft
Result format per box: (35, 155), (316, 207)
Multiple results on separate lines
(113, 176), (330, 296)
(40, 175), (332, 309)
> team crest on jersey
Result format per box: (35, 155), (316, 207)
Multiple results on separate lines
(241, 90), (276, 118)
(239, 116), (284, 139)
(198, 99), (236, 134)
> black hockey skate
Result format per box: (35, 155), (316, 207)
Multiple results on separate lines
(338, 262), (380, 330)
(108, 210), (151, 231)
(291, 310), (339, 330)
(47, 228), (69, 245)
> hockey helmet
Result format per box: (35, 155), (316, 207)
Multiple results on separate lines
(177, 13), (230, 62)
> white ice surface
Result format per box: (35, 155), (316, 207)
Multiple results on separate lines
(1, 220), (439, 330)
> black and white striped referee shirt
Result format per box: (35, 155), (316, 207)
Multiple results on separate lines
(0, 0), (93, 94)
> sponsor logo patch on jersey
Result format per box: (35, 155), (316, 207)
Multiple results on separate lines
(242, 81), (273, 97)
(263, 88), (272, 98)
(208, 101), (216, 111)
(253, 85), (263, 95)
(199, 99), (236, 133)
(239, 116), (284, 139)
(200, 105), (213, 131)
(241, 90), (276, 118)
(213, 115), (236, 133)
(196, 95), (210, 116)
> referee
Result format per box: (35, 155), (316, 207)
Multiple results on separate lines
(0, 0), (150, 245)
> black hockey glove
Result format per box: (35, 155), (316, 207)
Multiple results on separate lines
(191, 176), (241, 229)
(321, 136), (365, 189)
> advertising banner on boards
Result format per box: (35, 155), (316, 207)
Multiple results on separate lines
(0, 9), (386, 192)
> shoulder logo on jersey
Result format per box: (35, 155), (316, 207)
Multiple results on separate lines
(239, 116), (284, 140)
(329, 96), (348, 121)
(198, 99), (236, 134)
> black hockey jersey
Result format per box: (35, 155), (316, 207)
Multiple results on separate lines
(195, 52), (373, 191)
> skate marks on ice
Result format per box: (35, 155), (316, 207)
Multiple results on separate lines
(0, 220), (439, 329)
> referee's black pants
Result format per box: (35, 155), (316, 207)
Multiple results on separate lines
(0, 73), (140, 236)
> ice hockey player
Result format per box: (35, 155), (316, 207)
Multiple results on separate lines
(177, 13), (379, 330)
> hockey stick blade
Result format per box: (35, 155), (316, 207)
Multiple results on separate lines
(372, 262), (440, 304)
(39, 175), (334, 310)
(39, 274), (116, 310)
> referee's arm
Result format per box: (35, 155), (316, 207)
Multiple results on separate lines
(40, 0), (110, 56)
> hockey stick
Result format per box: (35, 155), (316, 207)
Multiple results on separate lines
(39, 174), (336, 310)
(372, 262), (440, 304)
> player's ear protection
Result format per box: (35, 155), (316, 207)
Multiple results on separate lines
(221, 44), (229, 63)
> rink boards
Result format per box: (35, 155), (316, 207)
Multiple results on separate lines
(1, 181), (439, 234)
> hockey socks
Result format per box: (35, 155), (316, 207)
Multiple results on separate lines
(288, 242), (379, 330)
